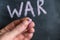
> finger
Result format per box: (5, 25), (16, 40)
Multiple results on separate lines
(14, 34), (24, 40)
(15, 28), (35, 40)
(23, 28), (35, 40)
(0, 19), (20, 35)
(14, 27), (35, 40)
(28, 21), (35, 28)
(24, 33), (34, 40)
(28, 28), (35, 33)
(0, 17), (31, 35)
(27, 33), (34, 40)
(8, 18), (32, 38)
(24, 21), (35, 32)
(24, 38), (29, 40)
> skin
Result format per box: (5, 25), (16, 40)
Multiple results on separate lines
(0, 17), (35, 40)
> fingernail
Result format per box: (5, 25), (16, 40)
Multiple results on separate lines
(27, 18), (32, 23)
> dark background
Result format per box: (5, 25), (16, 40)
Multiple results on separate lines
(0, 0), (60, 40)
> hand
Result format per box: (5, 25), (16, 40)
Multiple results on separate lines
(0, 17), (35, 40)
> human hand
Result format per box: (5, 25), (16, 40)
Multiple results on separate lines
(0, 17), (35, 40)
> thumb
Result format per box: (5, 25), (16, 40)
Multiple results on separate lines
(8, 18), (32, 38)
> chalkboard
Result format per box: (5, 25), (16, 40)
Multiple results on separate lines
(0, 0), (60, 40)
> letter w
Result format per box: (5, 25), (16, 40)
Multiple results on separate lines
(7, 2), (23, 18)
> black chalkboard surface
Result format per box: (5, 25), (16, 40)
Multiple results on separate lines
(0, 0), (60, 40)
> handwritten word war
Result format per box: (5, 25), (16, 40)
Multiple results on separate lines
(7, 0), (47, 18)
